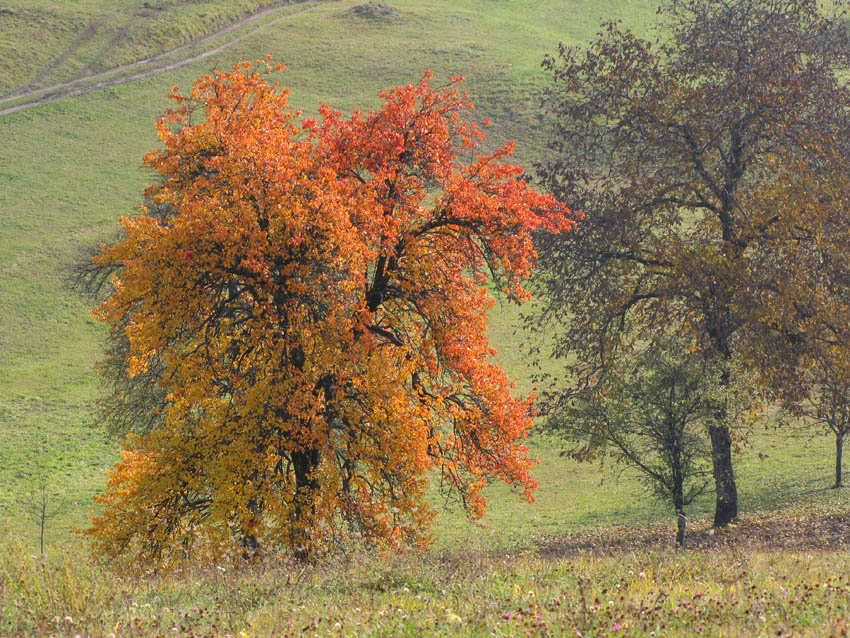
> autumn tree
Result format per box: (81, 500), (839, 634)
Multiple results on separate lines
(551, 343), (716, 546)
(533, 0), (850, 527)
(73, 197), (177, 439)
(746, 147), (850, 491)
(85, 61), (572, 564)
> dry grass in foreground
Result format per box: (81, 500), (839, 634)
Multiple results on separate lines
(3, 505), (850, 637)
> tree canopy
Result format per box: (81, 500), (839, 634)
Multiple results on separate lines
(85, 61), (573, 563)
(533, 0), (850, 526)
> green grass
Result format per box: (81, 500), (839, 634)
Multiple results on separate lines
(5, 525), (850, 636)
(0, 0), (304, 95)
(0, 0), (664, 543)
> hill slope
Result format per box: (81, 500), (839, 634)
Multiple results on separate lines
(0, 0), (842, 549)
(0, 0), (318, 96)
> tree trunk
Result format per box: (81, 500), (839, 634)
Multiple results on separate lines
(291, 449), (320, 562)
(709, 423), (738, 526)
(241, 496), (262, 561)
(835, 431), (844, 489)
(676, 509), (686, 547)
(673, 483), (686, 547)
(709, 347), (738, 527)
(39, 502), (45, 556)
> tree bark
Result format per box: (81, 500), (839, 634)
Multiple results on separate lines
(241, 496), (262, 561)
(291, 449), (320, 562)
(673, 482), (686, 547)
(710, 346), (738, 527)
(835, 431), (844, 489)
(709, 423), (738, 526)
(676, 509), (686, 547)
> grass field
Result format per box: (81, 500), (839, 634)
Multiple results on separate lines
(2, 2), (850, 635)
(0, 0), (306, 96)
(5, 507), (850, 636)
(0, 0), (666, 541)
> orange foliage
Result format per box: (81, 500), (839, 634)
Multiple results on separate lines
(85, 60), (573, 563)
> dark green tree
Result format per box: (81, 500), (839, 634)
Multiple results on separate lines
(552, 345), (715, 546)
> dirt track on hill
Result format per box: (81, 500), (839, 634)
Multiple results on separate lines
(0, 0), (319, 117)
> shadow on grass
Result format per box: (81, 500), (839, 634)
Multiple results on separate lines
(531, 501), (850, 559)
(741, 473), (845, 511)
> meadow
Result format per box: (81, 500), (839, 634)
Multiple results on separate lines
(5, 523), (850, 636)
(0, 0), (305, 96)
(2, 1), (850, 635)
(0, 0), (663, 543)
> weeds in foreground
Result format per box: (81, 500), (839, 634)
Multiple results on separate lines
(3, 506), (850, 636)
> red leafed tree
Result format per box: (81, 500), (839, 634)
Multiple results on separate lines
(85, 60), (573, 563)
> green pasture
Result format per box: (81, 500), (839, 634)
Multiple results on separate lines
(0, 0), (845, 565)
(0, 0), (297, 96)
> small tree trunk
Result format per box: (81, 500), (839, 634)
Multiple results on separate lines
(676, 509), (686, 547)
(241, 496), (262, 561)
(672, 478), (686, 547)
(709, 423), (738, 526)
(835, 431), (844, 489)
(39, 501), (46, 556)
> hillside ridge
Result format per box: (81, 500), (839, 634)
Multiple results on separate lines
(0, 0), (320, 116)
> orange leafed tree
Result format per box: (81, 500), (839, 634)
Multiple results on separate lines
(85, 60), (573, 563)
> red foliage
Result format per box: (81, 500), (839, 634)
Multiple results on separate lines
(86, 60), (573, 562)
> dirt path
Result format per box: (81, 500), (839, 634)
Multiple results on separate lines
(0, 0), (320, 117)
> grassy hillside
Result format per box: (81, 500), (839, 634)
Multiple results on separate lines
(0, 0), (846, 564)
(0, 0), (305, 96)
